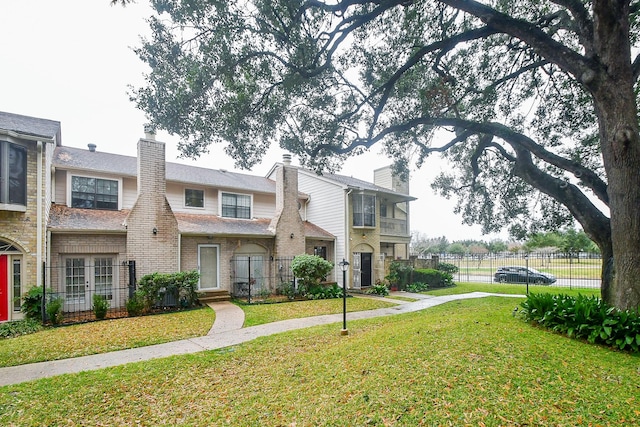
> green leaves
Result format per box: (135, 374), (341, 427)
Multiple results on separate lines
(519, 293), (640, 353)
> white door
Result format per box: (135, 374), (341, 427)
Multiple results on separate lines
(63, 256), (117, 312)
(198, 245), (220, 290)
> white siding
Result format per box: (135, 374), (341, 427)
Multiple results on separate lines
(253, 193), (276, 218)
(122, 177), (137, 209)
(165, 182), (219, 215)
(54, 169), (67, 205)
(373, 167), (393, 190)
(297, 171), (346, 266)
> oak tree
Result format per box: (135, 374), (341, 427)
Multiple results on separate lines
(127, 0), (640, 311)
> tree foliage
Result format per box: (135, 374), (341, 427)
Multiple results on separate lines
(129, 0), (640, 310)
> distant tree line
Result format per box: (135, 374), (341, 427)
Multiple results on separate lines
(411, 228), (599, 258)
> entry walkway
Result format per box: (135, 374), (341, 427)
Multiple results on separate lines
(0, 292), (525, 386)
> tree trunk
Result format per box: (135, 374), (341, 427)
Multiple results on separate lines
(592, 1), (640, 311)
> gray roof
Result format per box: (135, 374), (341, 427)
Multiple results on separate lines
(54, 146), (276, 194)
(0, 111), (61, 143)
(309, 170), (416, 200)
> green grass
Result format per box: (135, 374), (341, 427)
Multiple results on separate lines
(0, 307), (215, 367)
(240, 296), (399, 327)
(1, 298), (637, 426)
(426, 281), (601, 298)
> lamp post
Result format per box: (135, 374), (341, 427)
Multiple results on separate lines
(339, 259), (350, 335)
(525, 253), (529, 295)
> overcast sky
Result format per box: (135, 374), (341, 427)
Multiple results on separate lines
(1, 0), (507, 242)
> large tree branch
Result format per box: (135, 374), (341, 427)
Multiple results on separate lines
(549, 0), (594, 56)
(438, 0), (600, 87)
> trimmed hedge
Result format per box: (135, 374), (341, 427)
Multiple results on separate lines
(413, 268), (453, 288)
(135, 270), (200, 313)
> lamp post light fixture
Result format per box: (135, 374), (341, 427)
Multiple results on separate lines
(339, 258), (350, 336)
(524, 253), (529, 295)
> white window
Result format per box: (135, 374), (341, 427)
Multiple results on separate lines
(221, 192), (251, 219)
(353, 194), (376, 227)
(0, 141), (27, 207)
(185, 188), (204, 208)
(71, 176), (119, 210)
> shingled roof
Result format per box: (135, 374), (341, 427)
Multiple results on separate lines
(53, 146), (277, 194)
(0, 111), (61, 143)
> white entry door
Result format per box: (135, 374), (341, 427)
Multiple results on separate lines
(198, 245), (220, 290)
(63, 256), (116, 312)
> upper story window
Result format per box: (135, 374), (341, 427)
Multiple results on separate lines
(71, 176), (118, 210)
(221, 192), (251, 219)
(0, 141), (27, 207)
(353, 193), (376, 227)
(185, 189), (204, 208)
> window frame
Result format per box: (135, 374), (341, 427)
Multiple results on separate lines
(68, 174), (121, 210)
(352, 193), (376, 227)
(0, 140), (28, 210)
(219, 191), (252, 219)
(184, 188), (205, 209)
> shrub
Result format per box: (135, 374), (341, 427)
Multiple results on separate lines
(306, 283), (343, 300)
(291, 254), (334, 289)
(21, 286), (44, 321)
(406, 282), (429, 293)
(0, 318), (43, 339)
(367, 281), (390, 296)
(413, 269), (453, 288)
(137, 270), (200, 311)
(437, 262), (459, 274)
(519, 293), (640, 353)
(126, 293), (145, 317)
(93, 294), (109, 320)
(277, 281), (298, 300)
(46, 298), (64, 325)
(385, 261), (413, 290)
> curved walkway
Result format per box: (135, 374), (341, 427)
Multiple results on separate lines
(0, 292), (524, 387)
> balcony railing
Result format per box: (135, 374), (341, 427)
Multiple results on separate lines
(380, 218), (409, 236)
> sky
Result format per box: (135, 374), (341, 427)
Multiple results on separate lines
(0, 0), (506, 242)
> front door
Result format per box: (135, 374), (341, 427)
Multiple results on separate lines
(361, 252), (373, 287)
(198, 245), (220, 290)
(64, 256), (117, 312)
(0, 255), (7, 321)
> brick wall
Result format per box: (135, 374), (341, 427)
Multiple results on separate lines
(126, 138), (179, 277)
(270, 164), (305, 258)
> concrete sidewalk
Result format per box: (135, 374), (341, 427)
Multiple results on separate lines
(0, 292), (525, 387)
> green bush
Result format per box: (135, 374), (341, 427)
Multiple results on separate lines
(385, 261), (413, 290)
(306, 283), (343, 300)
(406, 282), (429, 293)
(46, 298), (64, 325)
(21, 286), (44, 320)
(367, 281), (390, 296)
(519, 293), (640, 353)
(137, 270), (200, 312)
(291, 254), (334, 289)
(92, 294), (109, 320)
(0, 318), (43, 339)
(437, 262), (459, 274)
(277, 281), (298, 300)
(413, 269), (453, 288)
(126, 293), (145, 317)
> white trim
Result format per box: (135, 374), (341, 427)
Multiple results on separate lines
(67, 174), (123, 210)
(183, 187), (206, 209)
(218, 190), (253, 219)
(197, 244), (220, 290)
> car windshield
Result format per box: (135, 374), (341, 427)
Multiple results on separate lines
(528, 268), (541, 274)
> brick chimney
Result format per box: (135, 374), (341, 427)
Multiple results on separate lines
(270, 154), (305, 258)
(125, 130), (179, 276)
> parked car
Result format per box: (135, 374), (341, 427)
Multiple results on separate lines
(494, 266), (557, 285)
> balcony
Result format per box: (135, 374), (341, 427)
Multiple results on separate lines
(380, 218), (409, 237)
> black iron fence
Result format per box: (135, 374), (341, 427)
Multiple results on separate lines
(435, 251), (602, 290)
(230, 256), (295, 301)
(43, 260), (136, 323)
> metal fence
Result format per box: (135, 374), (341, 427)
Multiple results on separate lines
(230, 256), (295, 301)
(43, 260), (136, 323)
(437, 251), (602, 290)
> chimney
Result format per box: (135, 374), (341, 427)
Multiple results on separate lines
(282, 153), (292, 165)
(87, 143), (96, 152)
(270, 161), (305, 257)
(144, 124), (156, 141)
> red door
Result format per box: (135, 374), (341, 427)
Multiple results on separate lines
(0, 256), (7, 321)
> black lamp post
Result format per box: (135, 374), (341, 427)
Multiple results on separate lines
(339, 258), (350, 335)
(525, 253), (529, 295)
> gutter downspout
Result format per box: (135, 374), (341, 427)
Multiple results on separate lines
(344, 188), (353, 288)
(36, 141), (43, 288)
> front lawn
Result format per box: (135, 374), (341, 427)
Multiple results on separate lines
(1, 297), (637, 426)
(0, 307), (215, 367)
(425, 281), (601, 298)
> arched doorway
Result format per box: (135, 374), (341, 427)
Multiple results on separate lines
(0, 239), (24, 321)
